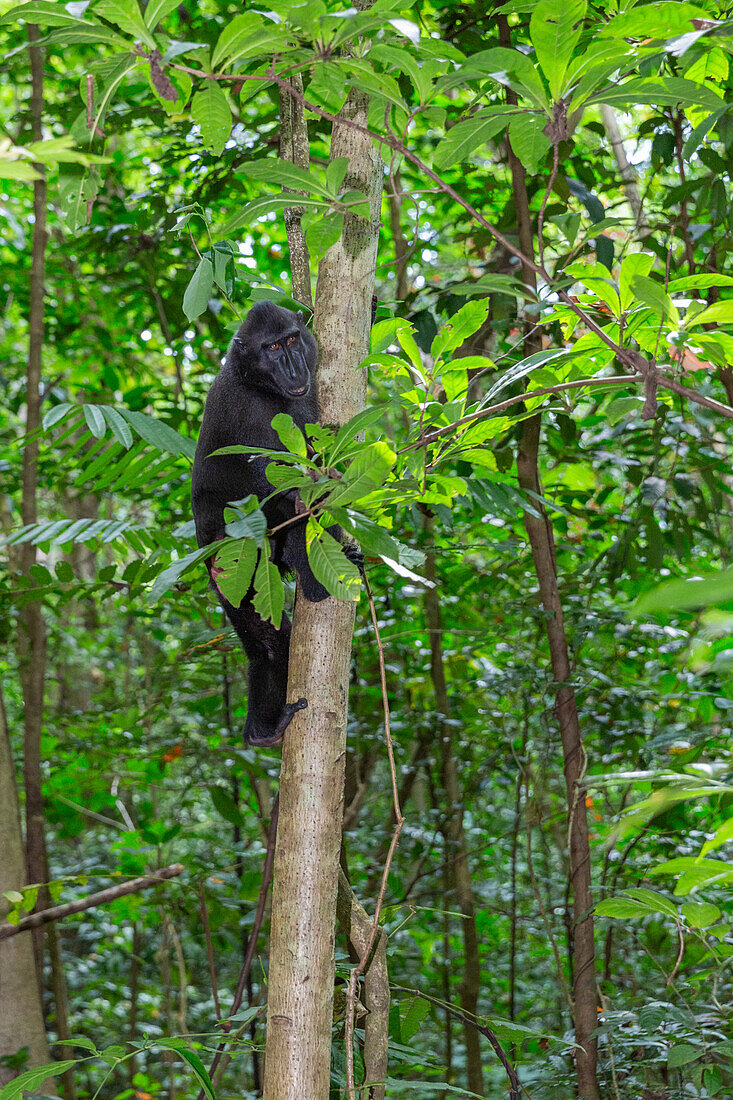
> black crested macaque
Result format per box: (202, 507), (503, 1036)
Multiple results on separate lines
(191, 300), (339, 746)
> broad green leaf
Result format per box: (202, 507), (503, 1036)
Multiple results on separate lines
(624, 887), (678, 918)
(155, 1040), (215, 1100)
(271, 413), (307, 458)
(681, 901), (721, 928)
(191, 82), (231, 156)
(214, 538), (257, 607)
(634, 566), (733, 614)
(508, 113), (551, 173)
(328, 405), (388, 465)
(1, 0), (80, 23)
(619, 253), (654, 311)
(587, 77), (722, 110)
(218, 194), (329, 237)
(224, 510), (267, 545)
(237, 159), (332, 198)
(630, 275), (679, 326)
(143, 0), (180, 28)
(209, 785), (243, 826)
(95, 0), (152, 44)
(433, 110), (515, 171)
(326, 441), (396, 508)
(305, 523), (360, 602)
(431, 300), (489, 363)
(668, 1044), (703, 1069)
(600, 3), (714, 41)
(211, 16), (283, 67)
(100, 406), (133, 448)
(530, 0), (587, 98)
(668, 274), (733, 292)
(183, 256), (214, 322)
(148, 546), (211, 604)
(0, 1060), (79, 1100)
(83, 404), (107, 440)
(685, 299), (733, 328)
(565, 261), (620, 315)
(441, 361), (468, 404)
(595, 897), (657, 919)
(119, 408), (195, 459)
(47, 24), (131, 46)
(43, 403), (74, 430)
(305, 211), (343, 259)
(701, 817), (733, 856)
(0, 160), (41, 181)
(251, 541), (284, 627)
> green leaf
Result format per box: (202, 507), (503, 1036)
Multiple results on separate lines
(143, 0), (181, 28)
(681, 901), (721, 928)
(431, 300), (490, 363)
(83, 404), (107, 440)
(701, 817), (733, 856)
(401, 996), (431, 1043)
(508, 112), (551, 173)
(148, 546), (211, 604)
(119, 408), (196, 459)
(95, 0), (152, 43)
(305, 523), (361, 602)
(685, 299), (733, 328)
(530, 0), (586, 99)
(305, 211), (343, 260)
(155, 1040), (215, 1100)
(588, 77), (722, 110)
(43, 403), (74, 430)
(47, 24), (131, 46)
(213, 538), (257, 607)
(433, 110), (514, 170)
(325, 441), (396, 508)
(100, 405), (134, 448)
(218, 194), (330, 237)
(183, 257), (214, 322)
(595, 897), (656, 919)
(271, 412), (307, 458)
(668, 1043), (703, 1069)
(211, 15), (283, 68)
(633, 566), (733, 614)
(209, 785), (244, 825)
(251, 541), (284, 627)
(0, 1060), (79, 1100)
(619, 253), (654, 311)
(630, 275), (679, 326)
(0, 0), (82, 24)
(237, 159), (333, 198)
(624, 887), (678, 918)
(224, 510), (267, 545)
(328, 405), (388, 465)
(191, 82), (231, 156)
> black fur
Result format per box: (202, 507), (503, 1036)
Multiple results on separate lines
(191, 301), (329, 746)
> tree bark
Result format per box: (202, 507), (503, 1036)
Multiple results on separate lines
(261, 83), (382, 1100)
(423, 537), (485, 1096)
(18, 19), (50, 995)
(336, 870), (389, 1100)
(0, 685), (52, 1086)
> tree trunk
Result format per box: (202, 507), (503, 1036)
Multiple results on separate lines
(516, 418), (600, 1100)
(261, 83), (382, 1100)
(0, 685), (53, 1085)
(424, 527), (485, 1097)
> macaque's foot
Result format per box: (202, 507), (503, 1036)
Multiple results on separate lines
(343, 542), (365, 574)
(242, 698), (308, 747)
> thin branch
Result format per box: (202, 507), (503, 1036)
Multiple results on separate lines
(392, 985), (523, 1100)
(344, 575), (405, 1100)
(0, 865), (184, 940)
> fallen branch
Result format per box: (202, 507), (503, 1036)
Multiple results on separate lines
(0, 864), (184, 940)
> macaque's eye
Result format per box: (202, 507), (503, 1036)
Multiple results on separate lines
(269, 342), (280, 351)
(287, 334), (297, 345)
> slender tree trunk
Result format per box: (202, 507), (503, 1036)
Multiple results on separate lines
(497, 17), (600, 1097)
(18, 20), (51, 999)
(424, 526), (485, 1097)
(0, 685), (53, 1085)
(261, 81), (382, 1100)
